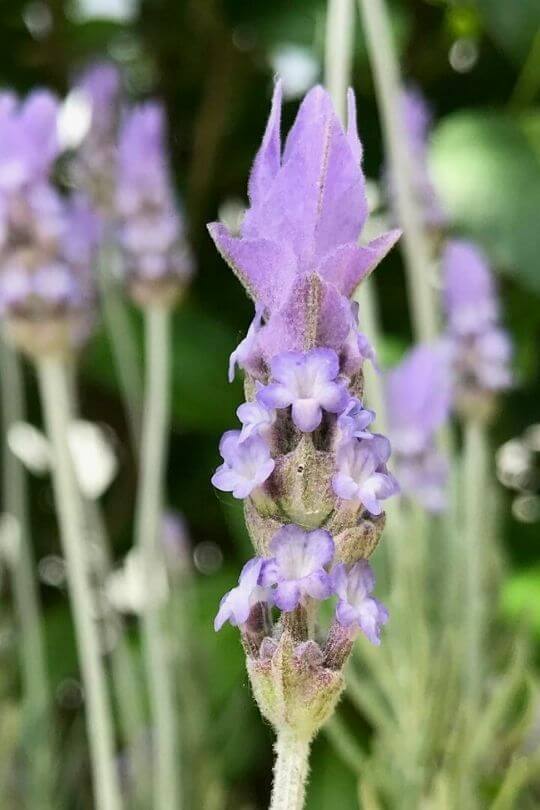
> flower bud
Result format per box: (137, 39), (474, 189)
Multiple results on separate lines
(247, 630), (344, 739)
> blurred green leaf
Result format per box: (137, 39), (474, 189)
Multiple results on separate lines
(500, 566), (540, 635)
(430, 111), (540, 293)
(306, 736), (358, 809)
(475, 0), (540, 62)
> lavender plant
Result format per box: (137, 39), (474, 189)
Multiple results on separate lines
(208, 82), (400, 806)
(117, 98), (193, 810)
(0, 90), (122, 809)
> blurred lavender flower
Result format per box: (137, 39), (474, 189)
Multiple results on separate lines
(0, 90), (101, 355)
(71, 62), (121, 212)
(386, 87), (446, 230)
(442, 239), (512, 414)
(116, 101), (193, 306)
(161, 511), (191, 576)
(385, 343), (452, 512)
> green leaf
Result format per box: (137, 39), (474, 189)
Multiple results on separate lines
(430, 111), (540, 294)
(474, 0), (540, 63)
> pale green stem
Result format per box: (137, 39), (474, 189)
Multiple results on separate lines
(325, 0), (355, 121)
(463, 419), (488, 713)
(98, 238), (143, 451)
(0, 338), (54, 807)
(269, 730), (311, 810)
(37, 355), (123, 810)
(135, 307), (180, 810)
(66, 379), (146, 784)
(357, 0), (439, 343)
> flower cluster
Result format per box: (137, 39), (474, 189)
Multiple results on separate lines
(215, 525), (387, 646)
(209, 83), (399, 734)
(0, 91), (100, 356)
(116, 102), (193, 306)
(443, 239), (512, 415)
(385, 344), (452, 512)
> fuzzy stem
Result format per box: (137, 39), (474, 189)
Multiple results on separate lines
(36, 355), (122, 810)
(270, 729), (311, 810)
(357, 0), (438, 343)
(135, 306), (180, 810)
(463, 418), (488, 711)
(325, 0), (355, 122)
(0, 338), (54, 807)
(98, 237), (143, 451)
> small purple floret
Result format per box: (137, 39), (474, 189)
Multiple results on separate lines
(332, 561), (388, 645)
(257, 348), (348, 432)
(336, 397), (375, 445)
(211, 430), (275, 499)
(262, 525), (335, 611)
(333, 438), (398, 516)
(237, 393), (276, 442)
(214, 557), (271, 631)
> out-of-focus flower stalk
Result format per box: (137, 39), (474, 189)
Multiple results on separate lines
(357, 0), (439, 343)
(325, 0), (355, 123)
(37, 354), (122, 810)
(97, 235), (143, 452)
(0, 337), (54, 808)
(463, 418), (488, 711)
(134, 306), (180, 810)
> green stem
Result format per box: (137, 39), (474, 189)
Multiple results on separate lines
(0, 338), (54, 807)
(357, 0), (439, 343)
(270, 729), (311, 810)
(135, 307), (180, 810)
(463, 418), (488, 712)
(37, 355), (122, 810)
(325, 0), (355, 121)
(98, 238), (143, 452)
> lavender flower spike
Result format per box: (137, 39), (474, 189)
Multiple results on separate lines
(332, 561), (388, 645)
(262, 525), (334, 611)
(385, 343), (451, 512)
(443, 240), (499, 336)
(442, 238), (512, 407)
(208, 83), (400, 764)
(116, 101), (194, 305)
(257, 349), (349, 432)
(212, 430), (275, 498)
(214, 557), (271, 630)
